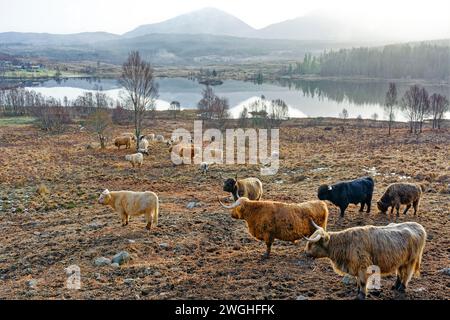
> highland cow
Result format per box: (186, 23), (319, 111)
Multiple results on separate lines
(219, 197), (329, 259)
(304, 221), (426, 299)
(377, 183), (424, 216)
(223, 177), (263, 201)
(97, 189), (159, 230)
(317, 176), (374, 217)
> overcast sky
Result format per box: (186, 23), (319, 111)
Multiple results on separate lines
(0, 0), (449, 40)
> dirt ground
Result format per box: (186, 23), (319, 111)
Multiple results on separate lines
(0, 119), (448, 300)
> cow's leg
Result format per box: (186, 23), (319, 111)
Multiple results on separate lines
(359, 202), (365, 212)
(413, 199), (420, 216)
(403, 204), (411, 215)
(339, 205), (348, 218)
(366, 195), (372, 213)
(392, 273), (402, 290)
(261, 234), (274, 260)
(356, 270), (367, 300)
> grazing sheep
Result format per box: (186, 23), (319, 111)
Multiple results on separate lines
(219, 197), (329, 259)
(138, 138), (149, 151)
(114, 136), (132, 149)
(223, 176), (263, 201)
(200, 162), (209, 174)
(125, 153), (144, 167)
(377, 183), (424, 216)
(156, 135), (165, 142)
(98, 189), (159, 230)
(304, 221), (426, 300)
(317, 176), (374, 217)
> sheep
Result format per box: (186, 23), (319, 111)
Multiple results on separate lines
(377, 183), (424, 217)
(223, 176), (263, 201)
(156, 134), (165, 142)
(125, 153), (144, 167)
(97, 189), (159, 230)
(317, 176), (374, 217)
(304, 221), (426, 300)
(219, 197), (329, 259)
(138, 138), (149, 151)
(147, 133), (155, 141)
(114, 136), (132, 149)
(200, 162), (209, 174)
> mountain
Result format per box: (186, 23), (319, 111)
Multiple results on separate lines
(256, 13), (361, 41)
(123, 7), (256, 38)
(0, 32), (119, 45)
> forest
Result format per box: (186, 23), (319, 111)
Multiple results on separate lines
(281, 42), (450, 80)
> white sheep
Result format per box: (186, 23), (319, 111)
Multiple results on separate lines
(156, 135), (165, 142)
(125, 153), (144, 167)
(139, 138), (149, 151)
(97, 189), (159, 230)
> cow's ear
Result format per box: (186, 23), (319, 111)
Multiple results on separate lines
(328, 186), (332, 191)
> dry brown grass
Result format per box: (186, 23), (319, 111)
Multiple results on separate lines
(0, 119), (448, 300)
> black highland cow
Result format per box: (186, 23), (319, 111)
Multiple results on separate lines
(317, 176), (374, 217)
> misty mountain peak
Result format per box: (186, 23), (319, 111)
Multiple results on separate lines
(123, 7), (256, 38)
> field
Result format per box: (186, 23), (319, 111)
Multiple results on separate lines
(0, 118), (449, 300)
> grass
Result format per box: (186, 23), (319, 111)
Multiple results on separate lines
(0, 116), (36, 126)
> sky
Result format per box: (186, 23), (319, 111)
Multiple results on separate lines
(0, 0), (449, 40)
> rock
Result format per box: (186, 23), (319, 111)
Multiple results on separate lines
(124, 278), (135, 285)
(296, 295), (308, 300)
(111, 251), (131, 265)
(342, 275), (356, 285)
(141, 288), (151, 296)
(159, 243), (170, 249)
(186, 202), (197, 209)
(439, 268), (450, 276)
(111, 263), (120, 269)
(88, 222), (104, 230)
(26, 279), (37, 289)
(153, 271), (162, 277)
(94, 257), (112, 266)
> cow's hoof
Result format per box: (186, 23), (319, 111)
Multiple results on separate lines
(369, 290), (381, 297)
(355, 292), (366, 300)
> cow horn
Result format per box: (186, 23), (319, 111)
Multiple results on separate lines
(310, 218), (321, 230)
(304, 232), (322, 243)
(218, 197), (242, 209)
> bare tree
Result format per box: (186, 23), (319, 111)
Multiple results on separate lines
(212, 96), (230, 120)
(371, 112), (379, 127)
(268, 99), (289, 127)
(120, 51), (158, 149)
(402, 85), (422, 134)
(238, 107), (249, 127)
(197, 85), (215, 120)
(384, 82), (397, 135)
(417, 87), (430, 133)
(169, 101), (181, 119)
(430, 93), (449, 129)
(339, 108), (349, 131)
(86, 109), (112, 148)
